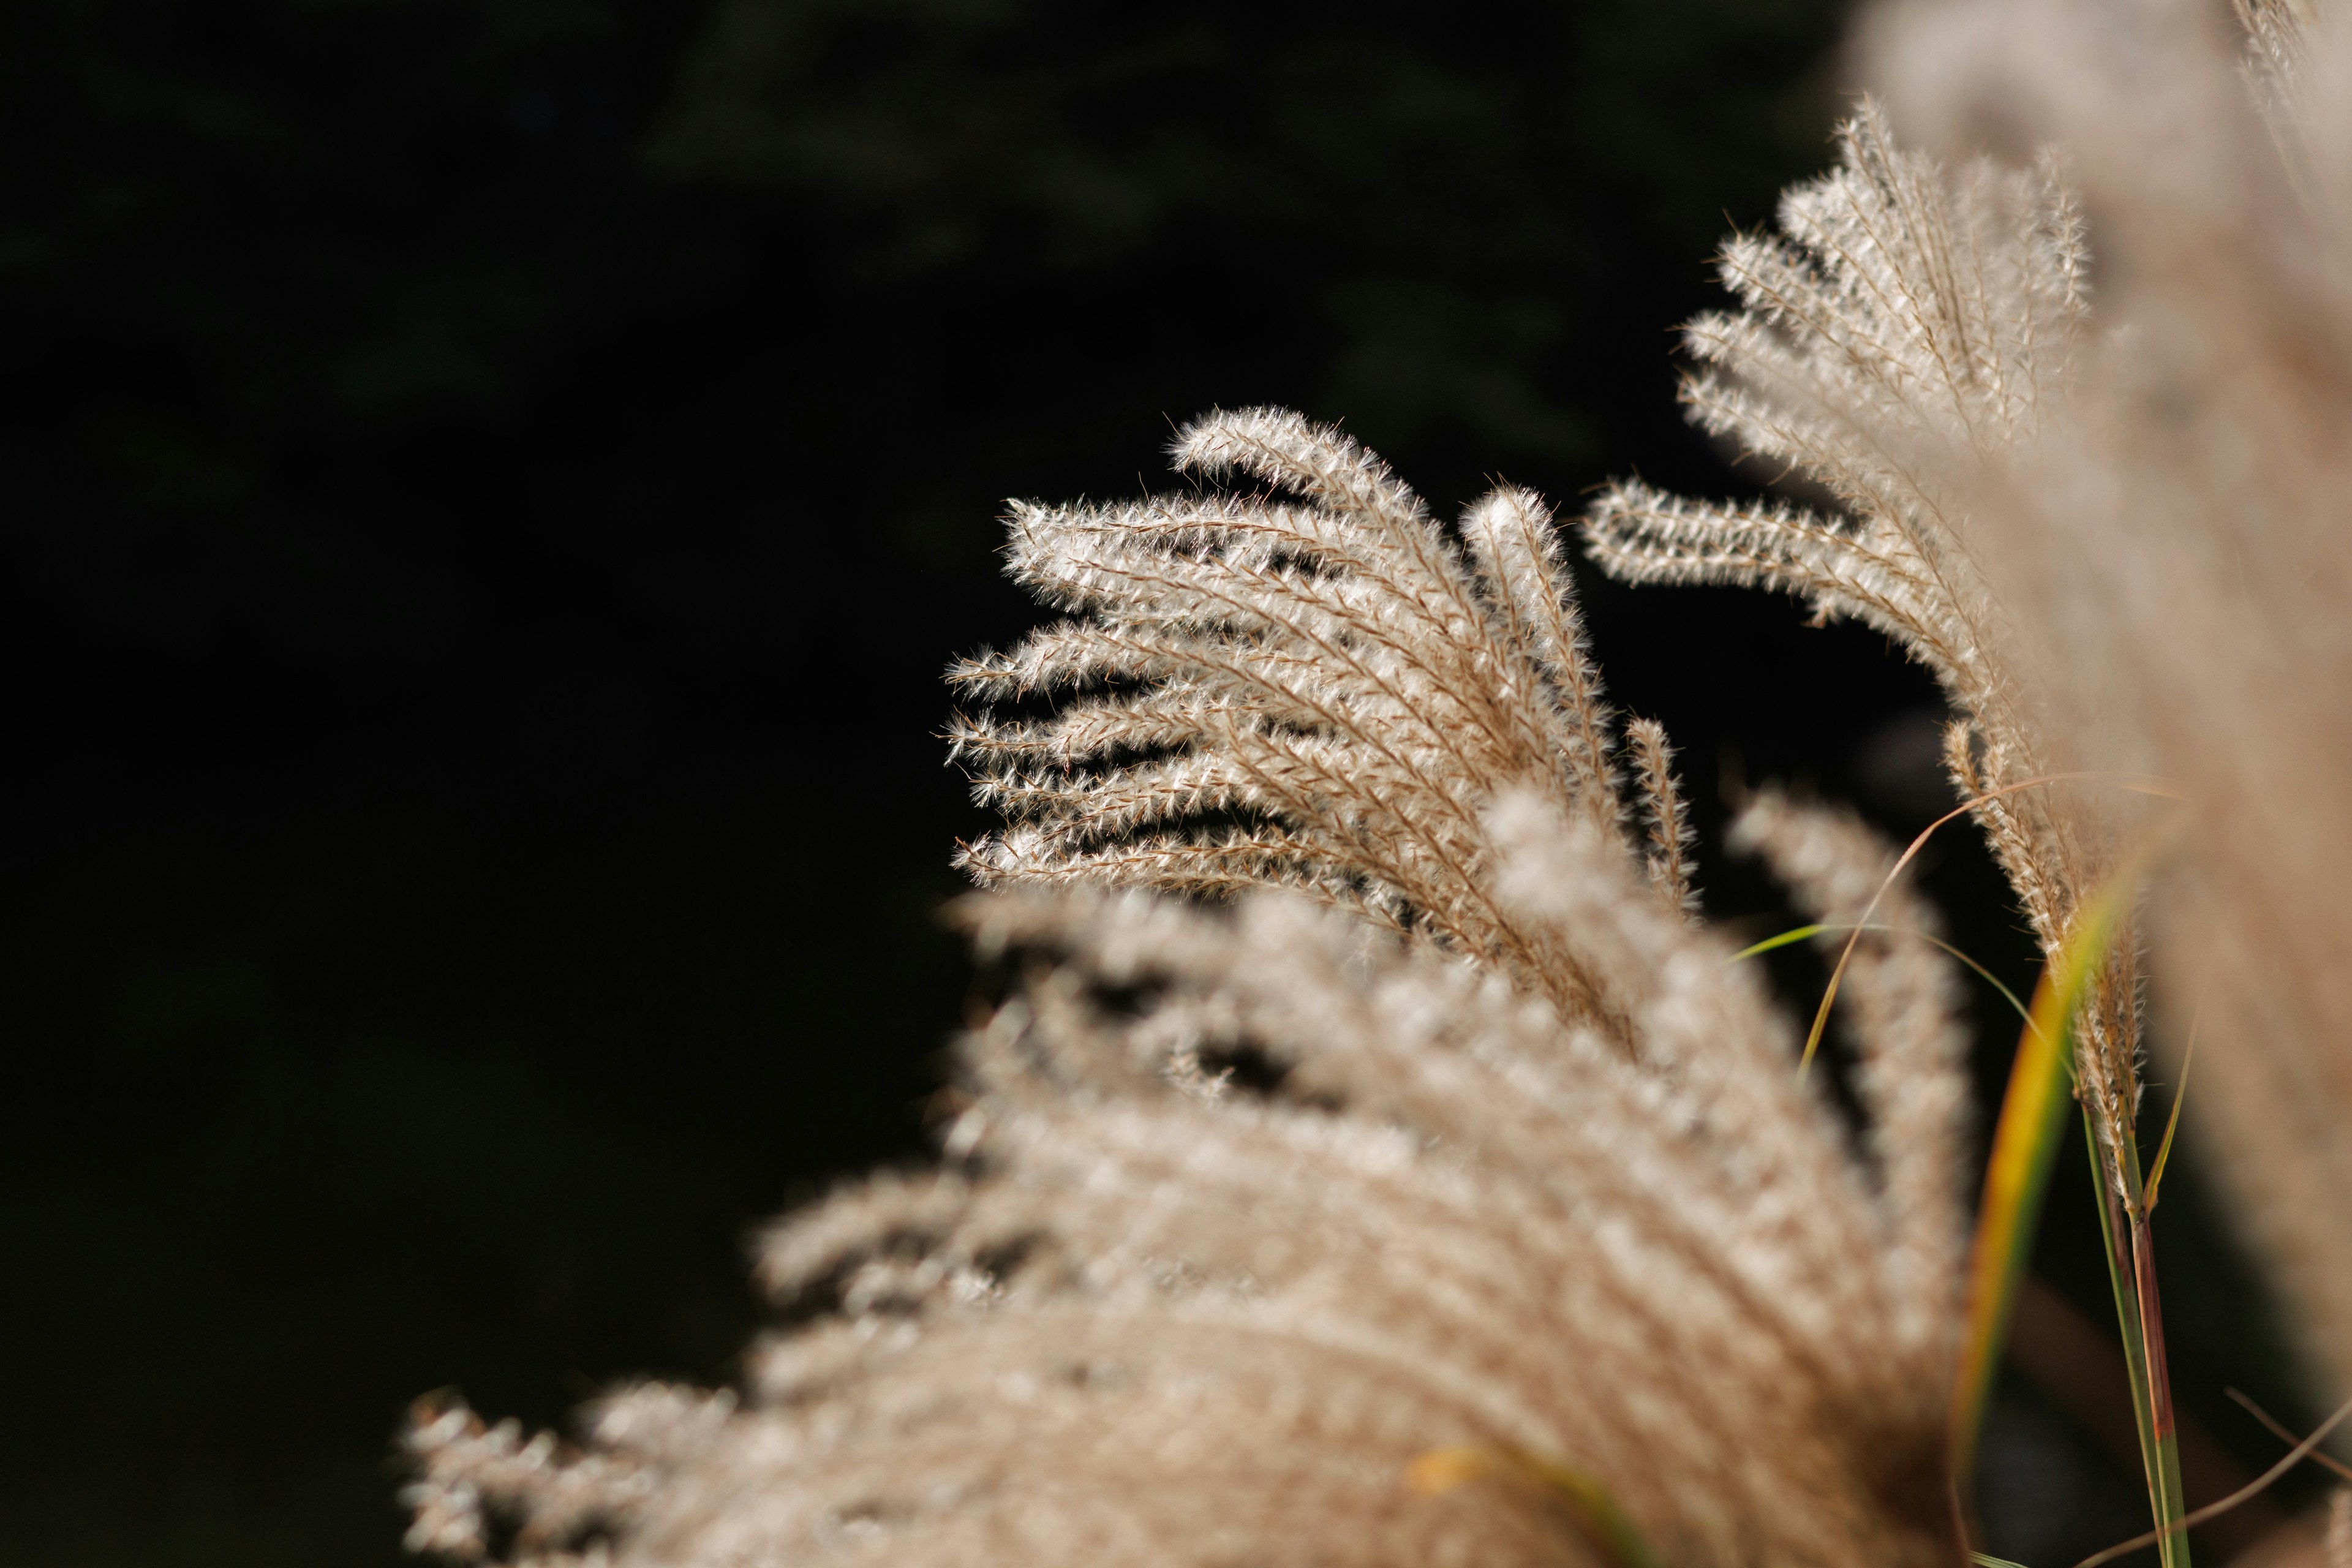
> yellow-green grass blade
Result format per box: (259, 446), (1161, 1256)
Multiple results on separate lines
(1728, 924), (1828, 961)
(1732, 923), (2036, 1029)
(1408, 1447), (1659, 1568)
(2144, 1020), (2199, 1213)
(1793, 771), (2180, 1079)
(1949, 878), (2132, 1493)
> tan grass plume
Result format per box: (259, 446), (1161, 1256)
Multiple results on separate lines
(1580, 98), (2169, 1242)
(404, 417), (1977, 1567)
(1856, 0), (2352, 1394)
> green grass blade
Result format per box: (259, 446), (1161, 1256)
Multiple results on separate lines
(1949, 878), (2131, 1495)
(2090, 1110), (2191, 1568)
(1745, 856), (2188, 1568)
(1733, 924), (2037, 1035)
(1917, 933), (2037, 1027)
(2096, 1102), (2193, 1568)
(1791, 772), (2182, 1079)
(2044, 855), (2190, 1568)
(1727, 924), (1828, 961)
(2144, 1020), (2199, 1213)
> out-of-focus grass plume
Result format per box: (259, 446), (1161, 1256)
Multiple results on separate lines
(1858, 0), (2352, 1404)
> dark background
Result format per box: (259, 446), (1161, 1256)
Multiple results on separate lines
(0, 2), (2321, 1564)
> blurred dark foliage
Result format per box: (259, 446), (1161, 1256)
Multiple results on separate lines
(0, 2), (2315, 1564)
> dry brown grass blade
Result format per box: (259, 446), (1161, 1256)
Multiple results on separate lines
(2226, 1389), (2352, 1484)
(2071, 1393), (2352, 1568)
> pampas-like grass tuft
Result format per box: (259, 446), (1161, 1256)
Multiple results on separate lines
(399, 0), (2352, 1559)
(404, 421), (1973, 1568)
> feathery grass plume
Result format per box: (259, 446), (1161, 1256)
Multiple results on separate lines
(1579, 100), (2155, 1217)
(402, 416), (1983, 1566)
(405, 787), (1971, 1568)
(948, 408), (1676, 1025)
(1728, 793), (1972, 1356)
(1863, 0), (2352, 1393)
(1624, 717), (1698, 922)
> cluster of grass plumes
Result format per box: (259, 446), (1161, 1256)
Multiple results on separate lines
(407, 784), (1970, 1568)
(404, 417), (1975, 1565)
(1854, 0), (2352, 1403)
(1581, 99), (2156, 1207)
(401, 0), (2352, 1561)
